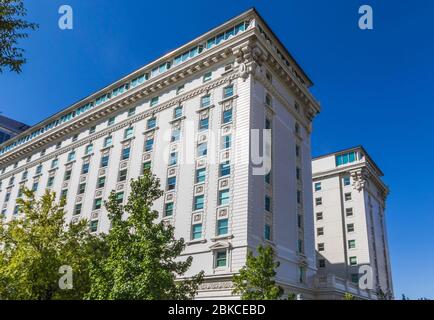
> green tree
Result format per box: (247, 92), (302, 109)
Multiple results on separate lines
(86, 170), (204, 300)
(232, 245), (284, 300)
(0, 0), (38, 73)
(0, 188), (102, 299)
(343, 293), (355, 300)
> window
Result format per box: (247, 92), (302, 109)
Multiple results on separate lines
(265, 93), (272, 106)
(145, 137), (154, 151)
(118, 169), (128, 182)
(349, 256), (357, 266)
(265, 172), (271, 184)
(5, 192), (11, 202)
(298, 239), (304, 254)
(203, 71), (212, 82)
(89, 126), (96, 134)
(319, 259), (326, 268)
(108, 117), (115, 126)
(56, 142), (62, 149)
(222, 135), (231, 149)
(192, 224), (202, 239)
(78, 183), (86, 194)
(60, 189), (68, 199)
(26, 156), (32, 163)
(94, 198), (102, 210)
(315, 197), (322, 206)
(224, 63), (233, 72)
(142, 161), (151, 172)
(128, 107), (136, 117)
(298, 266), (305, 284)
(316, 212), (323, 221)
(314, 182), (322, 191)
(346, 208), (354, 217)
(201, 95), (211, 108)
(217, 219), (228, 236)
(265, 195), (271, 212)
(317, 227), (324, 236)
(90, 220), (98, 233)
(345, 193), (352, 201)
(174, 106), (183, 119)
(297, 214), (303, 229)
(220, 162), (230, 177)
(199, 117), (209, 131)
(147, 118), (156, 129)
(171, 128), (180, 142)
(22, 171), (28, 180)
(104, 136), (112, 148)
(47, 176), (54, 187)
(336, 152), (357, 166)
(36, 164), (43, 175)
(194, 195), (204, 210)
(265, 118), (272, 130)
(215, 250), (227, 268)
(97, 176), (106, 189)
(167, 176), (176, 191)
(318, 243), (325, 252)
(164, 203), (174, 217)
(100, 154), (109, 167)
(264, 224), (271, 241)
(9, 176), (14, 186)
(348, 240), (356, 249)
(176, 85), (184, 95)
(51, 159), (58, 169)
(351, 274), (359, 284)
(218, 189), (230, 206)
(13, 205), (20, 215)
(347, 223), (355, 233)
(297, 190), (302, 205)
(343, 176), (351, 186)
(169, 152), (178, 166)
(195, 168), (206, 184)
(296, 167), (301, 180)
(74, 203), (82, 216)
(223, 85), (234, 99)
(32, 182), (38, 192)
(124, 127), (133, 139)
(222, 108), (232, 124)
(295, 123), (300, 135)
(82, 162), (90, 174)
(116, 192), (124, 204)
(85, 144), (93, 155)
(197, 143), (207, 157)
(150, 96), (159, 107)
(265, 70), (272, 82)
(296, 144), (301, 157)
(121, 146), (131, 160)
(67, 151), (76, 162)
(72, 134), (78, 142)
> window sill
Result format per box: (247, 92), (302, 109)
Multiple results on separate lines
(221, 68), (234, 76)
(121, 136), (135, 144)
(143, 127), (159, 134)
(82, 153), (94, 159)
(211, 234), (233, 242)
(196, 104), (215, 112)
(187, 239), (207, 246)
(100, 145), (114, 152)
(169, 116), (186, 124)
(65, 160), (76, 166)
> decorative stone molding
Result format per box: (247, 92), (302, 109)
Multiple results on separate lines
(350, 168), (370, 191)
(198, 281), (234, 291)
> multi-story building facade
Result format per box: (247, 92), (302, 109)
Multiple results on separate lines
(0, 115), (29, 144)
(312, 146), (394, 299)
(0, 9), (321, 299)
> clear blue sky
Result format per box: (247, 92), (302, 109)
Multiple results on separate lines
(1, 0), (433, 299)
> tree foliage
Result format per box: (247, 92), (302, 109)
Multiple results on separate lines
(0, 0), (38, 73)
(232, 245), (284, 300)
(86, 170), (204, 300)
(0, 188), (103, 300)
(343, 293), (355, 300)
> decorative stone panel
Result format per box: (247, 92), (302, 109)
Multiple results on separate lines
(217, 207), (229, 220)
(194, 184), (205, 195)
(192, 212), (203, 224)
(218, 178), (230, 190)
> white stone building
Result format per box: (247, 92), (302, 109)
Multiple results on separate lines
(312, 146), (394, 299)
(0, 8), (387, 299)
